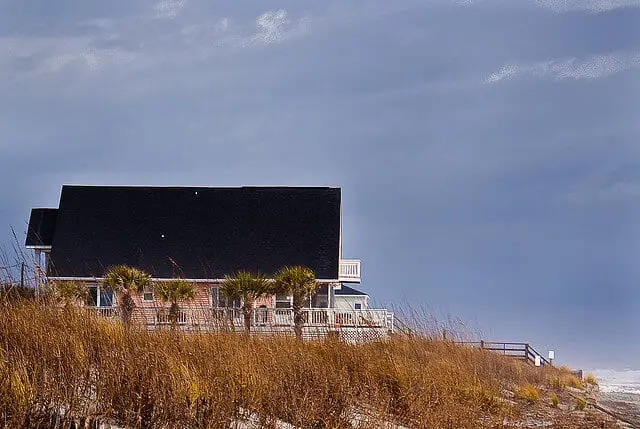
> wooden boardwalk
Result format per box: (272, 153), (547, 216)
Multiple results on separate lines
(457, 341), (553, 366)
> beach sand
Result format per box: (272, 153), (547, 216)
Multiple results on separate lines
(596, 391), (640, 428)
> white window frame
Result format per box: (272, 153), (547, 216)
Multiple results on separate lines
(274, 293), (292, 308)
(87, 282), (114, 307)
(211, 285), (241, 309)
(142, 289), (154, 302)
(211, 285), (224, 308)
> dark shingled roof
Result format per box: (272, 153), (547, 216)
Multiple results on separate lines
(44, 186), (341, 280)
(334, 285), (368, 296)
(26, 208), (58, 247)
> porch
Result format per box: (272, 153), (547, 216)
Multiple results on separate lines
(87, 306), (394, 338)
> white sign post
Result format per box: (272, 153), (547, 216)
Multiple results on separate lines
(535, 355), (541, 367)
(548, 350), (555, 364)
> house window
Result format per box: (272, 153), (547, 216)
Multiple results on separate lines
(354, 303), (362, 310)
(87, 286), (98, 307)
(310, 286), (329, 308)
(142, 290), (154, 302)
(275, 293), (292, 309)
(99, 288), (114, 307)
(87, 284), (113, 307)
(211, 286), (241, 308)
(211, 285), (227, 308)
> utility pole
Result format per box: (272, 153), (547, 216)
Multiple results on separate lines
(20, 262), (24, 288)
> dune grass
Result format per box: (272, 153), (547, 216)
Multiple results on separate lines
(516, 385), (540, 404)
(0, 301), (589, 428)
(584, 374), (598, 386)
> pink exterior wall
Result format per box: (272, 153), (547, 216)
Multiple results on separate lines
(116, 283), (276, 326)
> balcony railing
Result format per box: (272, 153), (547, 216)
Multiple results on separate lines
(88, 307), (120, 318)
(86, 306), (393, 332)
(339, 259), (361, 283)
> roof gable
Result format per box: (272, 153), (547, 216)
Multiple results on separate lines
(47, 186), (341, 279)
(26, 208), (58, 247)
(334, 285), (368, 296)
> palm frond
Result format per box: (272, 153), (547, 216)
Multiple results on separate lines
(273, 266), (318, 300)
(155, 279), (196, 304)
(53, 280), (88, 303)
(220, 271), (270, 303)
(103, 265), (151, 293)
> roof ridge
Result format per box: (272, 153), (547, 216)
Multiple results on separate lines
(61, 184), (340, 189)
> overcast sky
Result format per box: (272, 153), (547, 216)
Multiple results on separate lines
(1, 0), (639, 369)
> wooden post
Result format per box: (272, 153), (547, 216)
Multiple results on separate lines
(34, 249), (41, 297)
(20, 262), (24, 288)
(480, 340), (484, 349)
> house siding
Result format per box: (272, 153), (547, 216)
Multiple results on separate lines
(123, 283), (278, 327)
(333, 295), (368, 311)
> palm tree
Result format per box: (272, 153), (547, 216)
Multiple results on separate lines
(53, 280), (88, 308)
(154, 279), (196, 329)
(273, 266), (319, 340)
(220, 271), (270, 333)
(103, 265), (151, 326)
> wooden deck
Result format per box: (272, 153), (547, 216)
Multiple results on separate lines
(87, 306), (394, 340)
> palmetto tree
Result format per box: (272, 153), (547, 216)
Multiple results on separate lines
(103, 265), (151, 326)
(155, 279), (196, 329)
(220, 271), (271, 333)
(53, 280), (88, 308)
(273, 266), (319, 340)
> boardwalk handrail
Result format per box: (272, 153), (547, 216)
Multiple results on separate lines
(458, 341), (552, 366)
(392, 315), (413, 336)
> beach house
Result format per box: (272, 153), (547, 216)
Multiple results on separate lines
(25, 185), (393, 338)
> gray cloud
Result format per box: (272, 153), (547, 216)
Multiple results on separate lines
(239, 10), (310, 47)
(534, 0), (640, 13)
(458, 0), (640, 12)
(153, 0), (187, 20)
(486, 50), (640, 83)
(0, 6), (310, 79)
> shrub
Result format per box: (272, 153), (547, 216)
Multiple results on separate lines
(548, 373), (583, 390)
(565, 375), (583, 389)
(585, 374), (598, 386)
(516, 385), (540, 404)
(576, 397), (587, 410)
(551, 393), (559, 408)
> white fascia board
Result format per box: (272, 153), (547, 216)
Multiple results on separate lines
(334, 294), (369, 297)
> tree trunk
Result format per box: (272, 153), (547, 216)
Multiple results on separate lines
(242, 303), (252, 333)
(292, 297), (304, 340)
(120, 292), (135, 326)
(169, 301), (180, 330)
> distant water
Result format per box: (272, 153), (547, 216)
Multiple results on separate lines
(591, 369), (640, 395)
(590, 369), (640, 426)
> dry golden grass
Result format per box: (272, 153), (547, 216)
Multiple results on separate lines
(548, 368), (584, 390)
(516, 385), (540, 404)
(0, 301), (596, 428)
(584, 374), (598, 386)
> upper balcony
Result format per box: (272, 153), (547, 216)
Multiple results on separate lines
(338, 259), (361, 283)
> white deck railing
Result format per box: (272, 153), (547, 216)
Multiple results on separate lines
(86, 306), (393, 331)
(339, 259), (361, 282)
(89, 307), (119, 318)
